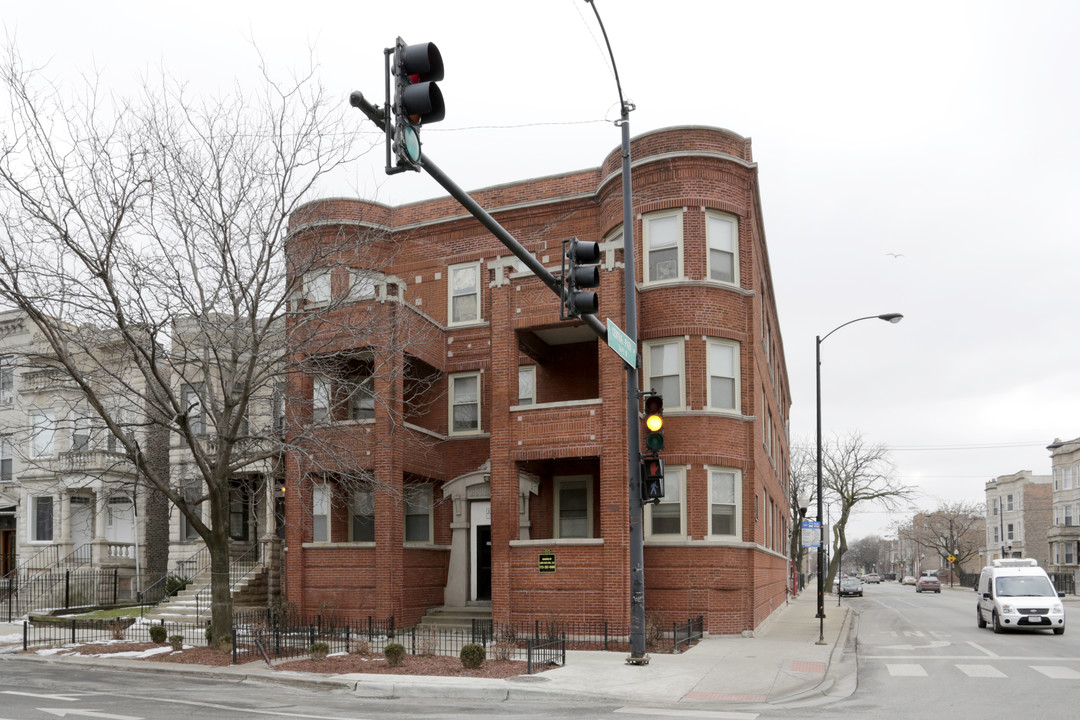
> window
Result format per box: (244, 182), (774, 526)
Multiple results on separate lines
(312, 483), (330, 543)
(312, 377), (331, 424)
(554, 476), (593, 539)
(643, 339), (683, 408)
(1068, 543), (1076, 565)
(0, 357), (12, 405)
(1006, 494), (1014, 511)
(29, 411), (55, 457)
(348, 375), (375, 421)
(404, 485), (433, 542)
(992, 498), (998, 516)
(351, 486), (375, 542)
(708, 467), (741, 538)
(643, 210), (682, 284)
(30, 495), (53, 541)
(993, 526), (999, 543)
(71, 410), (91, 453)
(448, 262), (480, 325)
(707, 339), (740, 411)
(517, 366), (535, 406)
(1067, 505), (1074, 527)
(179, 480), (201, 542)
(348, 269), (378, 301)
(0, 434), (11, 483)
(180, 384), (204, 437)
(706, 211), (738, 284)
(306, 270), (331, 305)
(1006, 523), (1014, 541)
(449, 373), (481, 435)
(645, 466), (684, 537)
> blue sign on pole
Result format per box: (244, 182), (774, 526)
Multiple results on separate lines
(801, 520), (822, 548)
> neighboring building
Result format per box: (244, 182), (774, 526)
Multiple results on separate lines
(1046, 437), (1080, 588)
(0, 310), (168, 608)
(283, 126), (792, 634)
(983, 470), (1052, 567)
(163, 315), (286, 606)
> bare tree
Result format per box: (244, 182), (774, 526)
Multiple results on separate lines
(909, 502), (985, 585)
(844, 534), (885, 574)
(0, 43), (441, 640)
(788, 441), (815, 583)
(821, 432), (914, 592)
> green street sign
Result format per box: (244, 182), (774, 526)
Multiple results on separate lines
(606, 319), (637, 368)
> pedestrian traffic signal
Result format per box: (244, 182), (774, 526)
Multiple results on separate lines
(391, 38), (445, 169)
(643, 394), (664, 452)
(562, 238), (600, 318)
(642, 455), (665, 503)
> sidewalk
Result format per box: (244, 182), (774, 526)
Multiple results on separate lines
(0, 592), (855, 710)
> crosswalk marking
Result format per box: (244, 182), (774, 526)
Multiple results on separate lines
(956, 664), (1007, 678)
(886, 664), (927, 677)
(882, 662), (1080, 679)
(1031, 666), (1080, 680)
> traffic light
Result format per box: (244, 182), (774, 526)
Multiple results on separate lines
(643, 394), (664, 452)
(391, 38), (445, 169)
(562, 238), (600, 318)
(642, 455), (665, 503)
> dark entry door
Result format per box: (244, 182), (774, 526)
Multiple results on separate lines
(476, 525), (492, 601)
(0, 528), (13, 577)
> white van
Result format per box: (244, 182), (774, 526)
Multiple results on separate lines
(976, 558), (1065, 635)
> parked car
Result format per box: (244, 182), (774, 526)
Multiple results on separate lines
(863, 573), (881, 584)
(916, 575), (941, 593)
(976, 558), (1065, 635)
(902, 576), (917, 585)
(838, 577), (863, 597)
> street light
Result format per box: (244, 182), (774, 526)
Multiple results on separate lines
(815, 312), (902, 645)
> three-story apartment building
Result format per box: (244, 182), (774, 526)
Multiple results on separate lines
(283, 126), (792, 634)
(983, 470), (1052, 567)
(1047, 437), (1080, 586)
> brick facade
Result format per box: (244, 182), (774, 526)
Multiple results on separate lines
(283, 126), (791, 634)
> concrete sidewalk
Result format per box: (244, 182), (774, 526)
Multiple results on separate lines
(0, 591), (855, 710)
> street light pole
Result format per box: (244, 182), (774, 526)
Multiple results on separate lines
(815, 312), (902, 645)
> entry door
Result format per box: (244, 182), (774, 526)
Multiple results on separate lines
(70, 497), (93, 561)
(0, 527), (13, 576)
(470, 501), (492, 601)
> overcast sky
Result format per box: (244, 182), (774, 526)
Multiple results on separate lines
(5, 0), (1079, 540)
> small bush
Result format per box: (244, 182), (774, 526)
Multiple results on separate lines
(384, 642), (405, 667)
(109, 620), (127, 641)
(349, 638), (371, 655)
(492, 640), (514, 662)
(217, 635), (233, 654)
(645, 610), (666, 647)
(309, 642), (329, 660)
(416, 627), (438, 656)
(149, 625), (168, 644)
(163, 574), (189, 597)
(168, 634), (184, 651)
(460, 643), (486, 669)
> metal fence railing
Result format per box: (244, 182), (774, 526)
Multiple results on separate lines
(4, 568), (132, 621)
(1050, 573), (1076, 596)
(673, 615), (704, 653)
(20, 609), (706, 674)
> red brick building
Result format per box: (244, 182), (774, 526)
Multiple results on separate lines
(283, 125), (791, 635)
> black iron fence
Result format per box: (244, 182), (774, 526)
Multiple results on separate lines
(1050, 572), (1076, 596)
(673, 615), (704, 653)
(3, 569), (133, 621)
(20, 609), (705, 674)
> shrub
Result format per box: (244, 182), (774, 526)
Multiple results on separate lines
(168, 634), (184, 651)
(349, 638), (371, 656)
(109, 620), (127, 641)
(217, 635), (233, 654)
(415, 627), (438, 656)
(384, 642), (405, 667)
(309, 642), (329, 660)
(460, 643), (486, 669)
(645, 610), (666, 647)
(492, 641), (514, 662)
(149, 625), (168, 644)
(163, 574), (189, 597)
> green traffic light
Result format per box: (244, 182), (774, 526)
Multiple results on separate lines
(402, 124), (421, 164)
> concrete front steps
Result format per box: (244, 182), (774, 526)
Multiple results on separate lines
(417, 603), (492, 631)
(142, 564), (269, 622)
